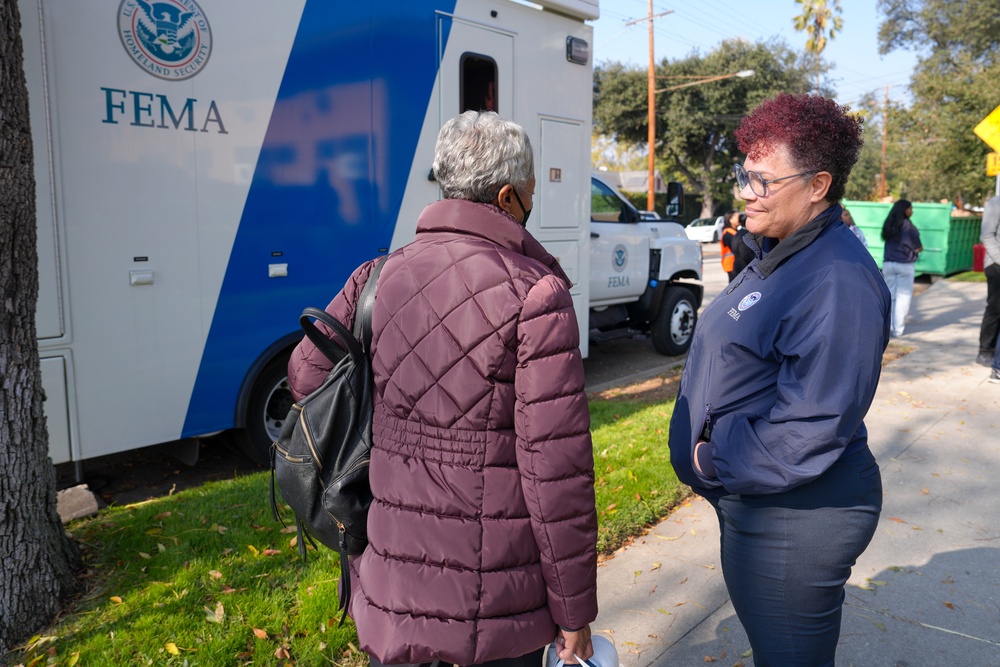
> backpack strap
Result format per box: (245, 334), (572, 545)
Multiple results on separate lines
(354, 256), (387, 353)
(299, 308), (360, 364)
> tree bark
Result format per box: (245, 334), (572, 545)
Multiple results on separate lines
(1, 0), (80, 657)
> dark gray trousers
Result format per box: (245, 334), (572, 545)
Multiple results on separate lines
(707, 446), (882, 667)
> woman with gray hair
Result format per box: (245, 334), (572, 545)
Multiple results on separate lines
(288, 110), (598, 667)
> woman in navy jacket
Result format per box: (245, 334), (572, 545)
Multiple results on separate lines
(668, 94), (890, 667)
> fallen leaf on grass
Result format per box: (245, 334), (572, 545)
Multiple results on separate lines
(153, 511), (171, 520)
(263, 549), (282, 556)
(209, 570), (223, 579)
(253, 628), (268, 639)
(67, 651), (80, 666)
(275, 646), (291, 659)
(110, 596), (123, 604)
(247, 545), (260, 556)
(138, 552), (151, 559)
(204, 602), (225, 624)
(280, 526), (297, 534)
(166, 643), (180, 655)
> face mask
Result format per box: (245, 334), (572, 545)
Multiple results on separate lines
(511, 188), (532, 227)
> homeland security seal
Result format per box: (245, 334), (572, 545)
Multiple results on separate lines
(612, 244), (628, 272)
(118, 0), (212, 80)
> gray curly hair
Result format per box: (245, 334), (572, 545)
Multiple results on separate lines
(432, 111), (534, 203)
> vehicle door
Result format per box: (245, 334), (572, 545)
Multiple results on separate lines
(589, 177), (649, 306)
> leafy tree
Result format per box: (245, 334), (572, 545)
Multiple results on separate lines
(594, 39), (812, 218)
(1, 0), (81, 655)
(878, 0), (1000, 205)
(844, 92), (912, 201)
(792, 0), (843, 92)
(591, 133), (647, 172)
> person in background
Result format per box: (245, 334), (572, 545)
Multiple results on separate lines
(669, 93), (890, 667)
(720, 210), (740, 281)
(976, 195), (1000, 382)
(729, 212), (754, 278)
(881, 199), (922, 337)
(288, 111), (598, 667)
(842, 207), (867, 247)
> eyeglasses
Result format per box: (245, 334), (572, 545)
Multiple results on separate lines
(733, 163), (818, 197)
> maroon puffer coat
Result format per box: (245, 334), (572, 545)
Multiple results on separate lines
(287, 199), (598, 665)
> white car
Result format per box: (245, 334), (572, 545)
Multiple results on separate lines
(684, 216), (725, 243)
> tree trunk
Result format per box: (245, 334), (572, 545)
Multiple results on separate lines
(700, 192), (716, 219)
(1, 1), (80, 656)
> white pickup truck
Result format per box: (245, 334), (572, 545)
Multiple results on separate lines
(588, 172), (703, 356)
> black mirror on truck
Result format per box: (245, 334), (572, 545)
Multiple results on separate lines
(666, 182), (684, 218)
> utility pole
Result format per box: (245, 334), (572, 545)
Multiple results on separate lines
(647, 0), (655, 211)
(625, 6), (673, 212)
(881, 84), (888, 199)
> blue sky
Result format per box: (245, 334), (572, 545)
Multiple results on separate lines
(588, 0), (921, 108)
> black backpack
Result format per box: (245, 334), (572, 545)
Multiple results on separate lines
(271, 256), (385, 618)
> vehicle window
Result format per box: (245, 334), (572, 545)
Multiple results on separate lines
(591, 179), (627, 223)
(461, 53), (497, 112)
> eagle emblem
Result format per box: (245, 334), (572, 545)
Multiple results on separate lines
(612, 244), (628, 273)
(118, 0), (212, 80)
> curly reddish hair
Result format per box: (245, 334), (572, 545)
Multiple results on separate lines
(734, 93), (864, 203)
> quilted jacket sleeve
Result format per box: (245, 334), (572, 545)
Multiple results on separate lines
(287, 259), (378, 401)
(514, 273), (598, 631)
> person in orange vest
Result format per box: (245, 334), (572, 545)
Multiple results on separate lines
(720, 210), (742, 281)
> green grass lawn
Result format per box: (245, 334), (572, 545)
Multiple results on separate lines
(10, 387), (686, 667)
(949, 270), (987, 282)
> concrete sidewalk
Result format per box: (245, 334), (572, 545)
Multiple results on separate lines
(592, 279), (1000, 666)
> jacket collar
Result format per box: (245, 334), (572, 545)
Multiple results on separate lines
(746, 204), (843, 278)
(415, 199), (572, 287)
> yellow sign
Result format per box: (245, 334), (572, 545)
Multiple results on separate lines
(990, 153), (1000, 177)
(974, 104), (1000, 153)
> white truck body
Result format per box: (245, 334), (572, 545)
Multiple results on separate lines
(589, 172), (703, 356)
(20, 0), (598, 465)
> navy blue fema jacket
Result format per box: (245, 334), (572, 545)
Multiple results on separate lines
(668, 205), (891, 498)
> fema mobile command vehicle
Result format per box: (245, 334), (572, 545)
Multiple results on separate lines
(21, 0), (701, 470)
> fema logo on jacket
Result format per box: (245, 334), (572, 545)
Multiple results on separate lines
(117, 0), (212, 80)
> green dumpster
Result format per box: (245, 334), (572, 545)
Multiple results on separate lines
(842, 200), (982, 276)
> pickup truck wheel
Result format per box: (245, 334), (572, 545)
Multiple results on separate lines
(236, 350), (294, 465)
(651, 287), (697, 356)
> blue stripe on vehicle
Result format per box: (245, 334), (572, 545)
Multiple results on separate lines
(182, 1), (455, 436)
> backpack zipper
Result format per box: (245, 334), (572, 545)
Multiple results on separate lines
(273, 441), (310, 464)
(299, 411), (324, 471)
